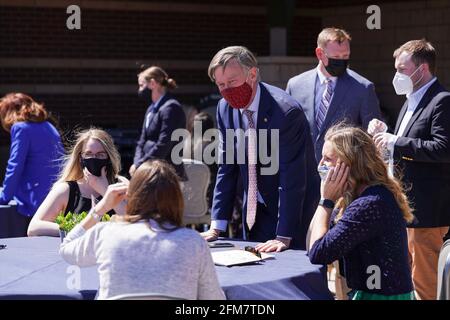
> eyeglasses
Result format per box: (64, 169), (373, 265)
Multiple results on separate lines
(81, 152), (108, 160)
(244, 246), (261, 258)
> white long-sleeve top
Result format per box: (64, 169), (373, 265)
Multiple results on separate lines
(59, 219), (225, 300)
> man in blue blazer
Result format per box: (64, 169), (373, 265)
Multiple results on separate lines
(201, 46), (320, 251)
(286, 27), (381, 163)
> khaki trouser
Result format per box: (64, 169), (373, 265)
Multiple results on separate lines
(407, 227), (449, 300)
(332, 260), (351, 300)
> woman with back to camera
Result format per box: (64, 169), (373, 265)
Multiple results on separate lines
(0, 93), (64, 236)
(28, 128), (127, 237)
(60, 160), (225, 300)
(308, 125), (415, 300)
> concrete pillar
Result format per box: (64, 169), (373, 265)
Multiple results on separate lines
(267, 0), (296, 56)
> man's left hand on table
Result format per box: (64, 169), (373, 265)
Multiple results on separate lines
(255, 237), (291, 253)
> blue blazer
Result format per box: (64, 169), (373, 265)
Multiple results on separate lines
(133, 93), (186, 179)
(0, 121), (64, 216)
(393, 80), (450, 228)
(286, 68), (381, 162)
(211, 83), (320, 249)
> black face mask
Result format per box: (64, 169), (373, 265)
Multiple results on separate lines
(325, 58), (349, 77)
(138, 87), (152, 103)
(81, 158), (109, 177)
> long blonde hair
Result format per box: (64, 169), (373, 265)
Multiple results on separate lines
(56, 128), (121, 185)
(325, 125), (414, 223)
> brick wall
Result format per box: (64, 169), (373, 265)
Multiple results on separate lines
(0, 1), (322, 149)
(0, 7), (270, 59)
(321, 0), (450, 126)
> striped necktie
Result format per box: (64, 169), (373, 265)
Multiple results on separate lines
(316, 78), (333, 130)
(243, 109), (257, 230)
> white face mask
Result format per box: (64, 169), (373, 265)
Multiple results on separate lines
(392, 65), (423, 95)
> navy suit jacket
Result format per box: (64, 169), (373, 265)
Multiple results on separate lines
(211, 82), (320, 249)
(286, 68), (381, 163)
(0, 121), (64, 216)
(393, 80), (450, 228)
(133, 93), (186, 179)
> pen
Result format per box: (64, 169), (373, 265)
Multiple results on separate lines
(0, 244), (7, 250)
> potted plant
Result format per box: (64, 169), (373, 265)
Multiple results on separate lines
(55, 211), (111, 242)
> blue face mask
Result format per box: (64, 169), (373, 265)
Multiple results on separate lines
(317, 164), (332, 180)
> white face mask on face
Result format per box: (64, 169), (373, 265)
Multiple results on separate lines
(392, 65), (424, 95)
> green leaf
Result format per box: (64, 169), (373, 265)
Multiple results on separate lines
(55, 210), (110, 232)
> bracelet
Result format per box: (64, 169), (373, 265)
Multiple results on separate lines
(89, 207), (102, 222)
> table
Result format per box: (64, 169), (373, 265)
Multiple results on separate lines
(0, 237), (333, 300)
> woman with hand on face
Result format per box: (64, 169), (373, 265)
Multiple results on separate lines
(27, 128), (127, 237)
(307, 125), (415, 300)
(60, 160), (225, 300)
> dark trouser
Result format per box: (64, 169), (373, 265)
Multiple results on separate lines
(244, 202), (277, 243)
(9, 212), (32, 238)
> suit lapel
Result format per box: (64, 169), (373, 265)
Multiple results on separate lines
(232, 107), (241, 130)
(257, 83), (273, 132)
(318, 72), (351, 137)
(399, 80), (442, 137)
(394, 100), (408, 134)
(302, 71), (318, 138)
(146, 93), (171, 133)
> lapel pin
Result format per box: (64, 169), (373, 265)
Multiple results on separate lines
(264, 118), (268, 123)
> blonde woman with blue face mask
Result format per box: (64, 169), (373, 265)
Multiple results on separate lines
(308, 125), (415, 300)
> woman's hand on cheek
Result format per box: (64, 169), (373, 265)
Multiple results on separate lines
(322, 161), (350, 201)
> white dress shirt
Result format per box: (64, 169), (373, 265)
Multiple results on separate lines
(396, 77), (437, 137)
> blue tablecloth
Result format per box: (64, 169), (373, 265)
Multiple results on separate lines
(0, 236), (333, 300)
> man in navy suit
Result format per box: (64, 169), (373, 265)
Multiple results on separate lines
(286, 27), (381, 163)
(201, 46), (319, 251)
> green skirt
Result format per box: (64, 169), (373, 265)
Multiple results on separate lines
(351, 290), (415, 300)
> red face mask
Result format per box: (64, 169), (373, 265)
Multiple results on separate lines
(220, 81), (253, 109)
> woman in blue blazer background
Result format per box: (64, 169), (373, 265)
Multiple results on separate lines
(0, 93), (64, 236)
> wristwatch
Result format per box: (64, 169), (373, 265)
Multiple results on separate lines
(318, 198), (335, 209)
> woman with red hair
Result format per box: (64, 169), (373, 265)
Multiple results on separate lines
(0, 93), (64, 236)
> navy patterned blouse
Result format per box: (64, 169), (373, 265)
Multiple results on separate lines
(309, 185), (414, 295)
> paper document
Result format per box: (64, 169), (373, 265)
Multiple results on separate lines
(211, 249), (274, 267)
